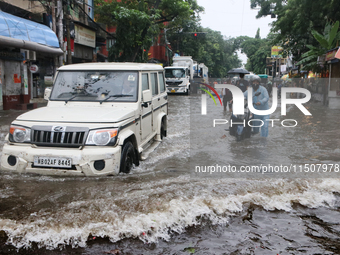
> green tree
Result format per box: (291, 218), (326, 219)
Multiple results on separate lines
(234, 34), (272, 74)
(250, 0), (340, 63)
(297, 21), (340, 71)
(94, 0), (203, 62)
(255, 28), (261, 39)
(167, 27), (241, 77)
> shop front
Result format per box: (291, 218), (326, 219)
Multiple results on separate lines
(73, 23), (96, 63)
(0, 10), (62, 110)
(326, 47), (340, 109)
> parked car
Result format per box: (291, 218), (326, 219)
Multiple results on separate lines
(1, 63), (168, 176)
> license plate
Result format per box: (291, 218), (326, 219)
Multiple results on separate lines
(171, 89), (176, 93)
(34, 156), (72, 168)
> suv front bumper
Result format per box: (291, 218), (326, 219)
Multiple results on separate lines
(1, 143), (121, 176)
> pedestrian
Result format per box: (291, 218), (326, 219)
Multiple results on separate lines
(244, 75), (270, 137)
(223, 82), (233, 112)
(238, 73), (249, 92)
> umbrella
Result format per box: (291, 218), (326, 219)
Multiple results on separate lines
(227, 68), (250, 75)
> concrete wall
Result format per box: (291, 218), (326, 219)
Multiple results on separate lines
(3, 0), (45, 14)
(328, 90), (340, 109)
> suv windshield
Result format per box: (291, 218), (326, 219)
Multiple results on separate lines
(50, 71), (138, 102)
(165, 68), (186, 78)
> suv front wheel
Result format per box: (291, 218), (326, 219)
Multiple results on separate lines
(120, 141), (136, 174)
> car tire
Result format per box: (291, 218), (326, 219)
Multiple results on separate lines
(120, 141), (136, 174)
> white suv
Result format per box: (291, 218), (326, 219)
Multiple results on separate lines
(1, 63), (168, 176)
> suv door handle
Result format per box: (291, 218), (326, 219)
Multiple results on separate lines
(158, 98), (160, 101)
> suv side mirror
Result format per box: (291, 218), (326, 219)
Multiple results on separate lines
(142, 90), (152, 107)
(44, 87), (52, 100)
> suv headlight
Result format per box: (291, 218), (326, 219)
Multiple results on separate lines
(9, 125), (31, 143)
(85, 128), (118, 146)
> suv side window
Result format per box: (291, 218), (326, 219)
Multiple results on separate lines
(142, 73), (149, 91)
(158, 72), (165, 93)
(150, 73), (158, 96)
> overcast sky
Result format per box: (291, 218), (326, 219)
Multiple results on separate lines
(196, 0), (274, 65)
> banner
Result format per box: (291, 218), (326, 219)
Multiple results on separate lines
(271, 46), (283, 58)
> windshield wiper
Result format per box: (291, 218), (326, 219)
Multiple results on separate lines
(99, 94), (133, 104)
(65, 92), (96, 104)
(65, 95), (78, 104)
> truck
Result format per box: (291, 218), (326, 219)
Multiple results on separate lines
(195, 63), (209, 84)
(164, 56), (194, 95)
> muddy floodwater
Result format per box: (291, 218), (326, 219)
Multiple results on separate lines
(1, 94), (340, 254)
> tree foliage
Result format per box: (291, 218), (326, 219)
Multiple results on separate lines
(233, 32), (273, 74)
(250, 0), (340, 67)
(167, 27), (241, 77)
(297, 21), (340, 71)
(94, 0), (203, 62)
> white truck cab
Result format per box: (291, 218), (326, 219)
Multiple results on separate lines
(164, 56), (194, 95)
(1, 63), (168, 176)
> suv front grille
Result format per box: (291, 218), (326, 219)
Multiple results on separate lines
(31, 126), (89, 147)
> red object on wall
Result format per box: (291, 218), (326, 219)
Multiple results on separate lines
(13, 74), (21, 83)
(64, 38), (74, 54)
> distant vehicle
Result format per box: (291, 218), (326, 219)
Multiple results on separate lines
(1, 63), (168, 176)
(194, 62), (209, 84)
(165, 56), (209, 95)
(165, 56), (194, 95)
(257, 74), (268, 84)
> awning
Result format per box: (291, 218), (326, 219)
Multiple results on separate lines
(0, 11), (62, 55)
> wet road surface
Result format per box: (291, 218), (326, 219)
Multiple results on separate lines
(1, 94), (340, 254)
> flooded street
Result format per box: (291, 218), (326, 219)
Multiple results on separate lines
(1, 94), (340, 254)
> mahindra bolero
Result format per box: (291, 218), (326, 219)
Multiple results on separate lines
(1, 63), (168, 176)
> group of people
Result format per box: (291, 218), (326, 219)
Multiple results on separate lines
(222, 74), (270, 137)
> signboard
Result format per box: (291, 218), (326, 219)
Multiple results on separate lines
(29, 64), (39, 73)
(271, 46), (283, 58)
(74, 24), (95, 48)
(326, 49), (337, 61)
(44, 76), (53, 86)
(335, 48), (340, 60)
(0, 51), (24, 61)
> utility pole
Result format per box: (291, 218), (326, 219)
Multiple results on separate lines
(51, 0), (59, 70)
(57, 0), (64, 66)
(52, 1), (56, 33)
(65, 0), (72, 64)
(83, 0), (87, 25)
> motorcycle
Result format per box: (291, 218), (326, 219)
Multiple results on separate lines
(229, 92), (261, 141)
